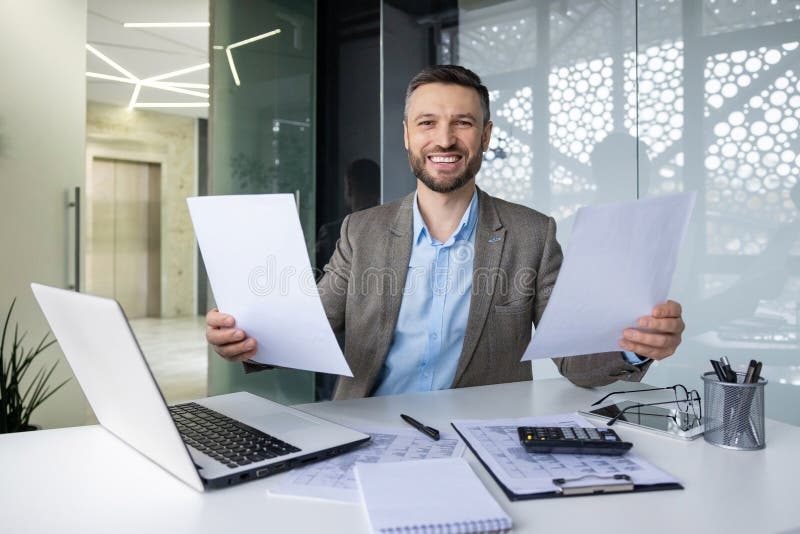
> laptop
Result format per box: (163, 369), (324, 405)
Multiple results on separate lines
(31, 283), (370, 491)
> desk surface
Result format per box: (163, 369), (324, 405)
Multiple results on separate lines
(1, 378), (798, 534)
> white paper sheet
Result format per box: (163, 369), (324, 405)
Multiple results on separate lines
(187, 194), (353, 376)
(268, 426), (465, 503)
(452, 414), (679, 495)
(522, 192), (696, 360)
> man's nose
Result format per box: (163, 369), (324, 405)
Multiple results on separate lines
(432, 124), (457, 149)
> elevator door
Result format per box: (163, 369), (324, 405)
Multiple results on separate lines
(86, 158), (161, 318)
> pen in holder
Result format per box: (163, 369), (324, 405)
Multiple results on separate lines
(701, 371), (767, 450)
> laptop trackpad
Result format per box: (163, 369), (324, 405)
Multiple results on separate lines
(251, 412), (317, 435)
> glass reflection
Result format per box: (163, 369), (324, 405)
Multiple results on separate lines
(382, 0), (800, 423)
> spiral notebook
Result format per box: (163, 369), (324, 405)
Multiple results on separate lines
(354, 458), (512, 534)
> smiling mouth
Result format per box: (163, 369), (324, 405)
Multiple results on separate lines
(427, 154), (463, 164)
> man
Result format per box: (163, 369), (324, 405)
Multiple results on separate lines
(206, 65), (685, 400)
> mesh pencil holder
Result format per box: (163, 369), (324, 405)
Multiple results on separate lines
(701, 371), (767, 450)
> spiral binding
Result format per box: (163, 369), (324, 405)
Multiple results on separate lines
(379, 516), (513, 533)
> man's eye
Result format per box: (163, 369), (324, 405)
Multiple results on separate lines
(456, 121), (472, 126)
(419, 121), (434, 126)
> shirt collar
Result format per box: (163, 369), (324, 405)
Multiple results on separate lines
(412, 188), (479, 246)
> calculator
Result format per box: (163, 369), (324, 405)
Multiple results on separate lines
(517, 426), (633, 456)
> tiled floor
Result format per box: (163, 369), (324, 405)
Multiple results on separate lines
(129, 315), (208, 404)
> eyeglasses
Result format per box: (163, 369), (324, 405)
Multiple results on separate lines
(592, 384), (702, 430)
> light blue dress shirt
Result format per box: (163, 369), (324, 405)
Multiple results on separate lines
(372, 190), (479, 396)
(624, 351), (649, 365)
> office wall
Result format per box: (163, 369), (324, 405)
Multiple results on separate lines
(0, 0), (90, 429)
(86, 101), (197, 317)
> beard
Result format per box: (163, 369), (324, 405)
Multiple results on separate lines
(408, 147), (483, 194)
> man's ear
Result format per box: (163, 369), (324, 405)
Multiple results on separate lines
(481, 120), (493, 152)
(403, 120), (409, 150)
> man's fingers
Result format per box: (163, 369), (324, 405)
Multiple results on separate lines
(637, 316), (685, 335)
(229, 347), (258, 362)
(621, 300), (684, 360)
(620, 326), (681, 360)
(206, 308), (235, 328)
(206, 325), (246, 346)
(652, 299), (682, 318)
(623, 328), (679, 348)
(214, 338), (258, 361)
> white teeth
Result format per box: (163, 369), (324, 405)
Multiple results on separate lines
(429, 156), (460, 163)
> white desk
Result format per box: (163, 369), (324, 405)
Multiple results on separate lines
(1, 378), (798, 534)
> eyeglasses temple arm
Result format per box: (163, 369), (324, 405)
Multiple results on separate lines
(591, 386), (678, 406)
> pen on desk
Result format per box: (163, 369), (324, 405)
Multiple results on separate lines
(401, 414), (440, 441)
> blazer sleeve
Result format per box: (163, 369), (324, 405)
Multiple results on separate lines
(535, 216), (653, 387)
(317, 214), (352, 334)
(243, 214), (353, 375)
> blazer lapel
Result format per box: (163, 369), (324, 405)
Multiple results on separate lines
(360, 191), (414, 392)
(452, 188), (505, 386)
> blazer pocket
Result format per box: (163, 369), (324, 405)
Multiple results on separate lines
(489, 299), (534, 361)
(494, 297), (534, 315)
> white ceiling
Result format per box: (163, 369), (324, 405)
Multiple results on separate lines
(87, 0), (209, 118)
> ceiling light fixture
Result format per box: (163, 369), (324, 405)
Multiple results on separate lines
(85, 44), (137, 80)
(220, 28), (281, 86)
(224, 48), (241, 86)
(127, 84), (142, 110)
(86, 72), (209, 98)
(156, 81), (209, 89)
(86, 44), (209, 110)
(123, 22), (209, 28)
(133, 102), (210, 108)
(144, 63), (210, 82)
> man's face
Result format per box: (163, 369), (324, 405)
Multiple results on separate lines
(404, 82), (492, 194)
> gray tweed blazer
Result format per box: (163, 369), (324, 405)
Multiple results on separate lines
(311, 187), (651, 400)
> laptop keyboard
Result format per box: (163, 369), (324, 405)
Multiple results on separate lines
(169, 402), (301, 469)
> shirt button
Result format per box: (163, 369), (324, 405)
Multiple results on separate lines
(431, 333), (438, 341)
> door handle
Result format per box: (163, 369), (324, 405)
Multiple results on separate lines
(67, 186), (80, 291)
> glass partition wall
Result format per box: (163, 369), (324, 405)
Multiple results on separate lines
(382, 0), (800, 425)
(208, 0), (316, 404)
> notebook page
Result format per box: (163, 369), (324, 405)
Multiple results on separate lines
(355, 457), (512, 534)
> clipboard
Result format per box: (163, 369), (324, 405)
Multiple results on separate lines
(451, 423), (684, 501)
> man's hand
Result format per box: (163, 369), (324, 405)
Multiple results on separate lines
(206, 308), (258, 362)
(620, 300), (684, 361)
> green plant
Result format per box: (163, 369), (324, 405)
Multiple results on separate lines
(0, 299), (69, 433)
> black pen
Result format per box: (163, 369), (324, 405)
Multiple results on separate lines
(401, 414), (440, 441)
(751, 361), (762, 383)
(710, 359), (727, 382)
(720, 356), (737, 383)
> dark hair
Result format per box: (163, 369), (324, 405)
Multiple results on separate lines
(404, 65), (491, 126)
